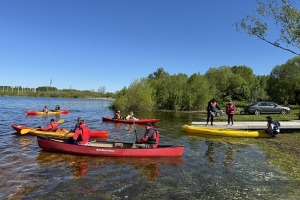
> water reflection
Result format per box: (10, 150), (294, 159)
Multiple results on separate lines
(36, 151), (183, 181)
(19, 137), (32, 147)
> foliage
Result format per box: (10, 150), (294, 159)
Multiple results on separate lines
(267, 56), (300, 104)
(0, 86), (114, 99)
(111, 78), (155, 111)
(236, 0), (300, 55)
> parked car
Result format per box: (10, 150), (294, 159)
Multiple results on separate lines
(244, 101), (291, 115)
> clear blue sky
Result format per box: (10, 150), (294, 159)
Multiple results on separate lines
(0, 0), (297, 92)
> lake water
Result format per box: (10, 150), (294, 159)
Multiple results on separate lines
(0, 96), (299, 200)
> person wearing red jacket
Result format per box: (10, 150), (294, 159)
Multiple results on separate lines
(226, 100), (236, 126)
(133, 122), (160, 148)
(39, 118), (58, 131)
(72, 118), (91, 145)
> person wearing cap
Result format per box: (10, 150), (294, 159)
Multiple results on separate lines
(133, 122), (160, 148)
(71, 118), (91, 145)
(226, 100), (236, 126)
(114, 110), (122, 119)
(39, 118), (58, 131)
(265, 116), (280, 138)
(206, 98), (222, 126)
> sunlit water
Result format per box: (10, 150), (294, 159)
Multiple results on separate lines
(0, 96), (299, 199)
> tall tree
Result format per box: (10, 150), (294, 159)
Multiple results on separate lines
(236, 0), (300, 55)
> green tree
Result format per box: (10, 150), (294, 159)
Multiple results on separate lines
(236, 0), (300, 55)
(267, 56), (300, 104)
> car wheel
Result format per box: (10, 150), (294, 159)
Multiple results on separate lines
(280, 109), (287, 114)
(254, 110), (261, 115)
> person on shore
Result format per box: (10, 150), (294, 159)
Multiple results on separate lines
(133, 122), (160, 148)
(206, 98), (222, 126)
(226, 100), (236, 126)
(39, 118), (58, 131)
(265, 116), (280, 138)
(69, 118), (91, 145)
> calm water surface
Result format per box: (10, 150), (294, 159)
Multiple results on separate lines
(0, 96), (299, 200)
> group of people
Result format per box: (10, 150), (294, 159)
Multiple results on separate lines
(40, 114), (159, 147)
(206, 98), (236, 126)
(114, 110), (138, 120)
(42, 105), (61, 113)
(206, 98), (280, 137)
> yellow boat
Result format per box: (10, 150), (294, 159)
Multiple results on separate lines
(181, 124), (272, 138)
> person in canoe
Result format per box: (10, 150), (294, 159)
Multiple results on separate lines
(125, 111), (138, 120)
(265, 116), (280, 138)
(66, 117), (84, 133)
(206, 98), (222, 126)
(114, 110), (122, 119)
(39, 118), (58, 131)
(68, 118), (91, 145)
(133, 122), (160, 148)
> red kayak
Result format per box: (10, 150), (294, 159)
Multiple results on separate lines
(37, 136), (184, 157)
(25, 110), (69, 115)
(11, 124), (109, 138)
(102, 116), (160, 124)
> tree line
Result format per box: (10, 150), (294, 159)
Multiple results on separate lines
(0, 86), (114, 99)
(112, 56), (300, 111)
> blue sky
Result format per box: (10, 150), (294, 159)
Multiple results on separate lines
(0, 0), (297, 92)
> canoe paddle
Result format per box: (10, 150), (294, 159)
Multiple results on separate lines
(20, 119), (65, 134)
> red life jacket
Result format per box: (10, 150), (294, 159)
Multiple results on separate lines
(73, 123), (91, 145)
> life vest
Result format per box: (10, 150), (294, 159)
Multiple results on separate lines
(226, 103), (236, 114)
(73, 123), (91, 145)
(50, 122), (58, 131)
(269, 120), (280, 132)
(114, 113), (121, 119)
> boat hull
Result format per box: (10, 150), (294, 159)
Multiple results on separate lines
(11, 124), (108, 138)
(37, 136), (184, 157)
(181, 124), (272, 138)
(25, 110), (69, 115)
(102, 116), (160, 124)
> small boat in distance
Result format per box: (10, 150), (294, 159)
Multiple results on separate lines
(102, 116), (160, 124)
(37, 136), (184, 157)
(25, 110), (70, 115)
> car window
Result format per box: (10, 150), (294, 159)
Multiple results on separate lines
(259, 103), (267, 106)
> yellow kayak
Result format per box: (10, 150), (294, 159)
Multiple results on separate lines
(181, 124), (271, 138)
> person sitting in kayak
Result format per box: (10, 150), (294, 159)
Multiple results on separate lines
(54, 105), (60, 111)
(69, 118), (91, 145)
(265, 116), (280, 138)
(125, 111), (138, 120)
(114, 110), (122, 119)
(133, 122), (160, 148)
(39, 118), (58, 131)
(43, 106), (49, 113)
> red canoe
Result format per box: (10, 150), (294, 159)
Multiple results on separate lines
(25, 110), (70, 115)
(102, 116), (160, 124)
(37, 136), (184, 157)
(11, 124), (109, 138)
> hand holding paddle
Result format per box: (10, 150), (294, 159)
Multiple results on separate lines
(20, 119), (65, 134)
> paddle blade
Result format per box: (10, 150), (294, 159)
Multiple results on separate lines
(20, 128), (34, 134)
(57, 119), (64, 124)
